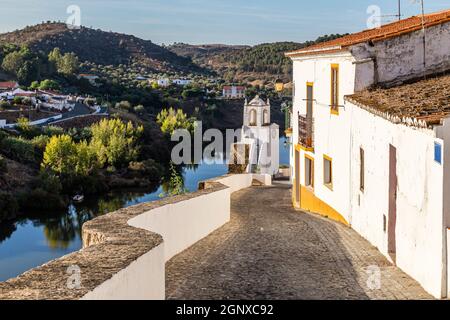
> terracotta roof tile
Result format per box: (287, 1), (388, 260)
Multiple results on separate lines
(0, 81), (19, 89)
(286, 9), (450, 57)
(345, 73), (450, 124)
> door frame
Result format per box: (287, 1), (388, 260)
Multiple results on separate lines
(388, 144), (398, 262)
(295, 149), (300, 206)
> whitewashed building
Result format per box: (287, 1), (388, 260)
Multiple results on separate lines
(172, 79), (192, 86)
(151, 79), (171, 87)
(223, 86), (245, 99)
(238, 96), (279, 176)
(286, 10), (450, 298)
(78, 74), (100, 85)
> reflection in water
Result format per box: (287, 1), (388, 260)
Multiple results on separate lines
(36, 187), (159, 250)
(0, 137), (289, 281)
(0, 163), (226, 281)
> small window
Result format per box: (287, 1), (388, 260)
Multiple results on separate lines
(249, 109), (257, 126)
(360, 147), (365, 192)
(435, 142), (442, 164)
(331, 64), (339, 115)
(305, 156), (314, 188)
(263, 109), (270, 125)
(323, 155), (333, 189)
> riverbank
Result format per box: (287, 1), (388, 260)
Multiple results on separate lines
(0, 162), (230, 281)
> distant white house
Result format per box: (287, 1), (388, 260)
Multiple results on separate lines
(286, 9), (450, 299)
(37, 90), (75, 111)
(172, 79), (192, 86)
(78, 74), (100, 86)
(154, 79), (170, 87)
(0, 88), (36, 103)
(223, 86), (245, 99)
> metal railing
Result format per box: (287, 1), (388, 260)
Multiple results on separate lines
(298, 114), (314, 149)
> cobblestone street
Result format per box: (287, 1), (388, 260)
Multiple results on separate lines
(166, 183), (432, 300)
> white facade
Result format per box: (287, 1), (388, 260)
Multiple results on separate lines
(223, 86), (245, 99)
(156, 79), (170, 87)
(78, 74), (100, 86)
(288, 18), (450, 298)
(172, 79), (192, 86)
(348, 101), (448, 298)
(239, 96), (279, 176)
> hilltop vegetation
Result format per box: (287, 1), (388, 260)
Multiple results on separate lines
(0, 22), (208, 75)
(168, 34), (348, 84)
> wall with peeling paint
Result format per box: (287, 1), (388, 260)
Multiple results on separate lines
(352, 22), (450, 89)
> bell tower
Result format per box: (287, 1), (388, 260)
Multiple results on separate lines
(239, 95), (279, 176)
(243, 95), (271, 127)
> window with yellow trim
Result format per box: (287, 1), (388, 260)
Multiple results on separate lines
(331, 64), (339, 115)
(323, 155), (333, 189)
(305, 155), (314, 188)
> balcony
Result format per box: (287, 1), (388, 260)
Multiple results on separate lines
(298, 114), (314, 151)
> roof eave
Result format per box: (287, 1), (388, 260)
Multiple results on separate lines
(285, 45), (344, 57)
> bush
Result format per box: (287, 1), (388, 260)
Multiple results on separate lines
(0, 100), (11, 110)
(0, 155), (6, 173)
(19, 188), (67, 210)
(32, 135), (50, 152)
(13, 96), (23, 105)
(42, 125), (64, 137)
(38, 79), (60, 91)
(32, 171), (62, 194)
(0, 130), (8, 143)
(90, 118), (143, 168)
(41, 135), (78, 176)
(134, 104), (145, 114)
(115, 100), (132, 111)
(0, 192), (19, 221)
(128, 159), (163, 182)
(0, 136), (37, 164)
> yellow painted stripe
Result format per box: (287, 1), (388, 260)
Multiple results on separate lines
(297, 186), (349, 226)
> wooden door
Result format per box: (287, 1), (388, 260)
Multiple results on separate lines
(388, 144), (397, 262)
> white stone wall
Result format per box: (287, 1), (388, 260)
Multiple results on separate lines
(435, 119), (450, 230)
(81, 244), (165, 300)
(128, 187), (231, 261)
(348, 101), (446, 298)
(353, 22), (450, 89)
(81, 174), (271, 300)
(242, 125), (280, 175)
(448, 228), (450, 297)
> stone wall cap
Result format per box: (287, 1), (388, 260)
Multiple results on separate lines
(0, 181), (228, 300)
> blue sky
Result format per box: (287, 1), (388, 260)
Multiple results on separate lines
(0, 0), (448, 45)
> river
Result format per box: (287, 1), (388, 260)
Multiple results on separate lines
(0, 137), (290, 281)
